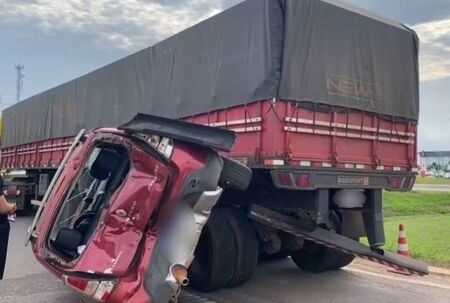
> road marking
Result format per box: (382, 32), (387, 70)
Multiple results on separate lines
(346, 267), (450, 291)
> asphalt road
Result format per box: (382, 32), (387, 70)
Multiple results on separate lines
(1, 216), (449, 303)
(412, 184), (450, 192)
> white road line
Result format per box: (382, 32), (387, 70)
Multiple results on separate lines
(345, 267), (450, 291)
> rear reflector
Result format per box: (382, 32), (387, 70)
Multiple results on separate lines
(264, 159), (285, 166)
(299, 161), (311, 167)
(63, 275), (117, 302)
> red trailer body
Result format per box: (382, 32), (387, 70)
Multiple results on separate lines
(1, 99), (417, 177)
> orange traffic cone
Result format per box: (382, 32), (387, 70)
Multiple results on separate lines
(388, 224), (412, 275)
(396, 224), (410, 257)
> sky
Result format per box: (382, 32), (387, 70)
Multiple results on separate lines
(0, 0), (450, 151)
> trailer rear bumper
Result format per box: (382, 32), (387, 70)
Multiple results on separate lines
(270, 168), (416, 191)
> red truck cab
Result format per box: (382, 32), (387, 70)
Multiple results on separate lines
(27, 115), (252, 302)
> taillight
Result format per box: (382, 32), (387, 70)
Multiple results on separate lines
(63, 275), (117, 302)
(390, 177), (404, 189)
(133, 133), (174, 160)
(391, 176), (414, 190)
(273, 171), (313, 189)
(295, 174), (312, 188)
(93, 281), (116, 302)
(277, 172), (293, 187)
(405, 177), (415, 189)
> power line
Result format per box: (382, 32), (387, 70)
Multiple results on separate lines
(15, 64), (24, 103)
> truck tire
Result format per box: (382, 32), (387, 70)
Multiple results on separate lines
(324, 210), (356, 270)
(290, 241), (330, 272)
(188, 208), (237, 292)
(259, 250), (289, 262)
(219, 157), (252, 191)
(325, 250), (355, 270)
(290, 210), (354, 272)
(222, 207), (259, 287)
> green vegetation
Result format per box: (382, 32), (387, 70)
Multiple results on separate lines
(383, 191), (450, 217)
(415, 177), (450, 185)
(361, 191), (450, 265)
(382, 215), (450, 266)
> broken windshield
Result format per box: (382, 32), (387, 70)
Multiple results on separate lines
(49, 145), (130, 258)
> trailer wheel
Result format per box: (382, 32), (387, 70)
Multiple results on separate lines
(324, 210), (356, 270)
(324, 249), (355, 270)
(219, 157), (252, 191)
(259, 250), (289, 262)
(188, 208), (237, 292)
(290, 210), (355, 272)
(223, 207), (259, 287)
(290, 241), (330, 272)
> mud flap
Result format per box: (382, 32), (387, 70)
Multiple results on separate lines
(249, 205), (428, 276)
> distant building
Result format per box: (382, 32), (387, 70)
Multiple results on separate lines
(418, 151), (450, 170)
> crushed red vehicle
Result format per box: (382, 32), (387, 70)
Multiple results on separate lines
(26, 114), (252, 303)
(4, 1), (430, 302)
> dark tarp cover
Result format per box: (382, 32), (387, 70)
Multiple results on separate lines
(1, 0), (419, 148)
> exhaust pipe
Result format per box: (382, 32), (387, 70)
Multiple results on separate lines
(171, 264), (189, 286)
(166, 264), (189, 289)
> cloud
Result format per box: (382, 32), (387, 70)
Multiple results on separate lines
(2, 0), (449, 83)
(413, 18), (450, 82)
(0, 0), (231, 50)
(348, 0), (450, 25)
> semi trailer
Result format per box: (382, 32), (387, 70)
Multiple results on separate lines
(2, 0), (426, 297)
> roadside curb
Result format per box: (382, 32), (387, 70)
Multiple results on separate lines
(429, 266), (450, 277)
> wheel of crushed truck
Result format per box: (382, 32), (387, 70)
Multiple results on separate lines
(290, 210), (355, 272)
(222, 207), (259, 287)
(188, 208), (237, 292)
(218, 157), (253, 191)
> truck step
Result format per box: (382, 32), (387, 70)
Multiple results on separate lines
(249, 205), (428, 276)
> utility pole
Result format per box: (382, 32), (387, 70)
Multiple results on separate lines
(15, 64), (24, 103)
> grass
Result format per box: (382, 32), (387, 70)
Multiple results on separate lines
(383, 191), (450, 217)
(381, 214), (450, 266)
(360, 191), (450, 266)
(415, 177), (450, 185)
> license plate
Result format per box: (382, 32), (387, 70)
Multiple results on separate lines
(337, 176), (369, 186)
